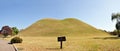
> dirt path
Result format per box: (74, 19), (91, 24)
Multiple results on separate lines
(0, 40), (15, 51)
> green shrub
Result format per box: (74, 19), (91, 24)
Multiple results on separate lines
(10, 37), (23, 44)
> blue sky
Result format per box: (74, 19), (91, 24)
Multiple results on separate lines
(0, 0), (119, 31)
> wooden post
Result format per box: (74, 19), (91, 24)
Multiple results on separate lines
(60, 41), (62, 49)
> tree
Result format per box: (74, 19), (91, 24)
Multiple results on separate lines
(0, 26), (12, 38)
(111, 13), (120, 37)
(2, 30), (9, 38)
(12, 27), (19, 35)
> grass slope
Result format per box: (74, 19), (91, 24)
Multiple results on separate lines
(19, 18), (108, 37)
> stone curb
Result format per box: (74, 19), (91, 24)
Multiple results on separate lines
(12, 44), (18, 51)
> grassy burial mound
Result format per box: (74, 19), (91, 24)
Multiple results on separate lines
(19, 18), (108, 37)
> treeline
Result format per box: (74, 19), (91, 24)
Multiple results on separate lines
(102, 30), (118, 36)
(0, 26), (19, 38)
(98, 29), (118, 36)
(108, 30), (118, 35)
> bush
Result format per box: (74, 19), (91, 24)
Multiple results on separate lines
(10, 37), (23, 44)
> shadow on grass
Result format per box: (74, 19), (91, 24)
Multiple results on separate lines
(93, 37), (120, 40)
(46, 48), (60, 50)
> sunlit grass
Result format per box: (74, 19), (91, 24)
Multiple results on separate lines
(19, 18), (108, 37)
(13, 35), (120, 51)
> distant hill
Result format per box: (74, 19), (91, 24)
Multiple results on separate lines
(19, 18), (108, 37)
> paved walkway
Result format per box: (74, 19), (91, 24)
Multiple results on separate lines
(0, 40), (15, 51)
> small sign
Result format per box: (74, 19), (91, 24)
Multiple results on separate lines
(57, 36), (66, 49)
(58, 36), (66, 41)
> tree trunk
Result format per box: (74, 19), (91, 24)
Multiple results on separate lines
(118, 30), (120, 37)
(118, 34), (120, 37)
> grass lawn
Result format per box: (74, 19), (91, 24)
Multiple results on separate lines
(13, 35), (120, 51)
(14, 18), (114, 51)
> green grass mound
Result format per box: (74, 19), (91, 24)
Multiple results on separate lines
(19, 18), (108, 37)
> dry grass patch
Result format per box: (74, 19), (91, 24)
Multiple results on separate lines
(13, 36), (120, 51)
